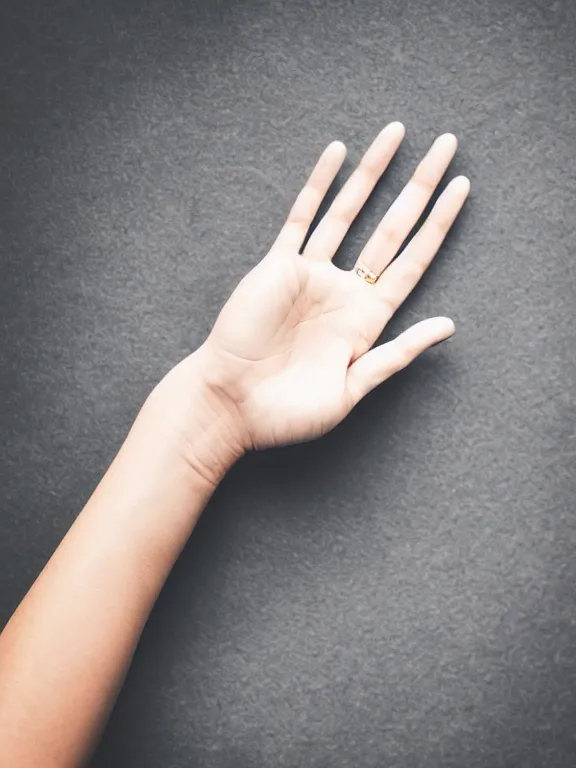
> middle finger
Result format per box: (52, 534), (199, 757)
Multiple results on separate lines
(302, 121), (405, 262)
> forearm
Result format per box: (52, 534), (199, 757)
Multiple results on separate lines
(0, 366), (241, 767)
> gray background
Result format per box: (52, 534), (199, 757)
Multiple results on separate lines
(1, 0), (576, 766)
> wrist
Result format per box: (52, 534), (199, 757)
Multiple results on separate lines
(144, 352), (246, 489)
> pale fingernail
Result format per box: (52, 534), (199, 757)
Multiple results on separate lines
(452, 175), (471, 191)
(435, 132), (458, 148)
(382, 121), (405, 137)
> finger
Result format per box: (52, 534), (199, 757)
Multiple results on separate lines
(354, 133), (458, 277)
(376, 175), (470, 318)
(273, 141), (347, 253)
(302, 122), (405, 262)
(346, 317), (455, 405)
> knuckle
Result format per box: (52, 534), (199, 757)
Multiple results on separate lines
(393, 344), (413, 369)
(430, 212), (453, 233)
(412, 169), (437, 195)
(333, 207), (355, 228)
(377, 221), (401, 245)
(398, 260), (423, 283)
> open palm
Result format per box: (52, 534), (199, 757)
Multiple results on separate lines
(196, 123), (469, 450)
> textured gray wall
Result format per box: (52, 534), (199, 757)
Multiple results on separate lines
(1, 0), (576, 766)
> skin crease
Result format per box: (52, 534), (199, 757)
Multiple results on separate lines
(0, 122), (469, 767)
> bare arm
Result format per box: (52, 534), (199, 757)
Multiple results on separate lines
(0, 123), (469, 766)
(0, 369), (242, 766)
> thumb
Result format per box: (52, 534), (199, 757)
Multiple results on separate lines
(346, 317), (455, 405)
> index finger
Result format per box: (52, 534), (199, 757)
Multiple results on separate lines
(272, 141), (347, 253)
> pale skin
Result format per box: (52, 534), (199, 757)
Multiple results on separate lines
(0, 122), (470, 767)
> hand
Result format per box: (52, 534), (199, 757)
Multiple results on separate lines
(168, 123), (469, 454)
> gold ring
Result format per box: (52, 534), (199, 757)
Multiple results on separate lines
(355, 262), (379, 285)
